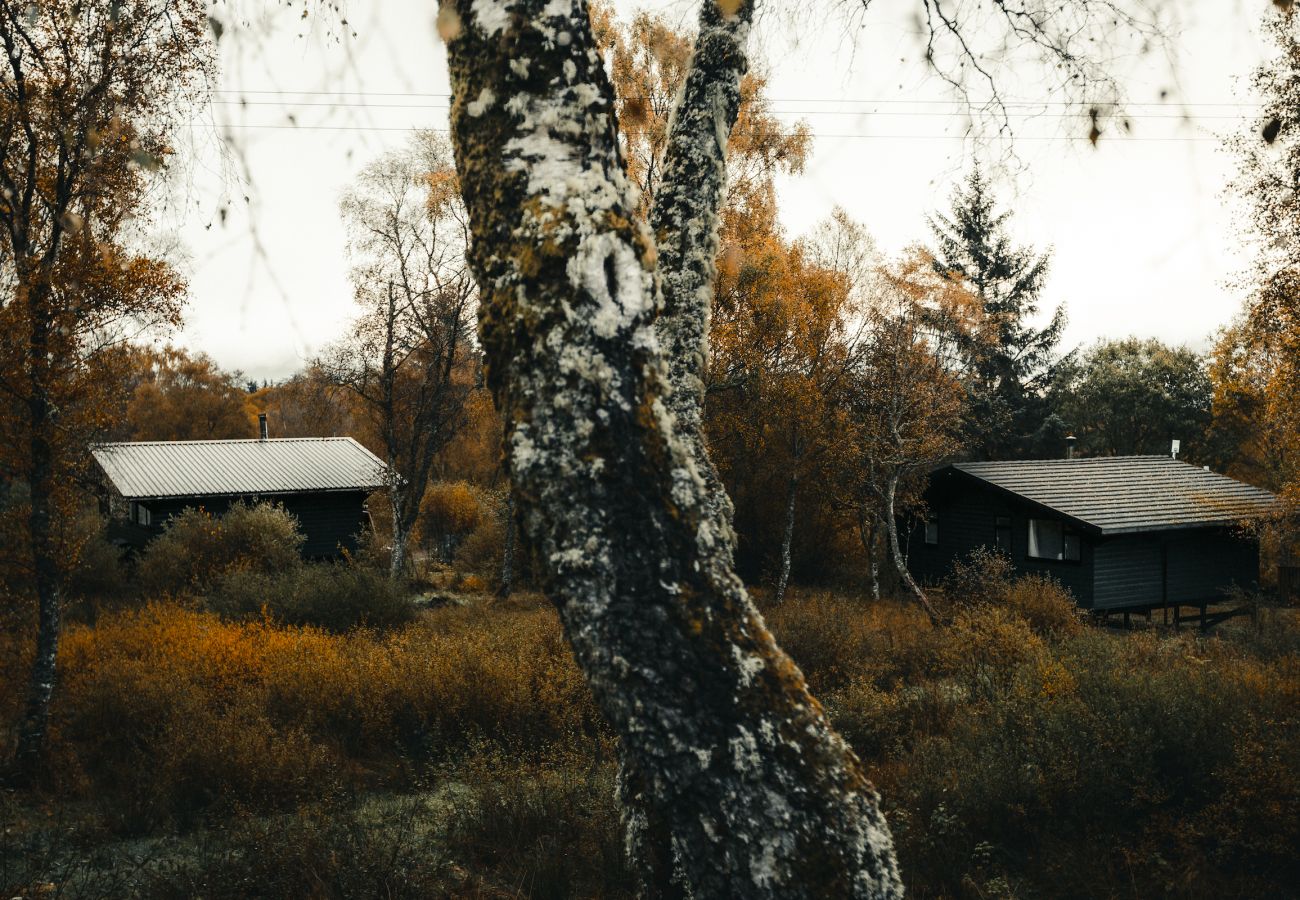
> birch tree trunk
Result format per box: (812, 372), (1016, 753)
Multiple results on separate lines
(859, 514), (881, 602)
(884, 472), (940, 625)
(649, 0), (749, 565)
(625, 4), (755, 884)
(445, 1), (901, 895)
(774, 472), (798, 605)
(14, 281), (61, 778)
(388, 484), (408, 578)
(498, 492), (516, 598)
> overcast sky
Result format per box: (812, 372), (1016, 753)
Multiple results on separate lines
(177, 1), (1272, 382)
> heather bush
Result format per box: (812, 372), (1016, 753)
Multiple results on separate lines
(210, 563), (415, 632)
(22, 600), (601, 831)
(135, 502), (303, 596)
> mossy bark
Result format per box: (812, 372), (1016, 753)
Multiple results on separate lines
(649, 0), (750, 563)
(444, 1), (901, 895)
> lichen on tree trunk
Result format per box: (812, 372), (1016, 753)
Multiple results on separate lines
(444, 0), (901, 895)
(649, 0), (751, 563)
(626, 0), (753, 884)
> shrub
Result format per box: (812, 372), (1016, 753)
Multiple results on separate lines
(1002, 572), (1084, 638)
(453, 512), (505, 580)
(66, 528), (131, 605)
(136, 502), (304, 597)
(940, 547), (1082, 638)
(941, 546), (1014, 607)
(415, 480), (484, 564)
(210, 564), (415, 633)
(440, 751), (632, 899)
(4, 590), (1297, 898)
(764, 590), (936, 693)
(28, 601), (602, 830)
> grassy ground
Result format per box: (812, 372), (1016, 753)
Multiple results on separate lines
(2, 579), (1297, 898)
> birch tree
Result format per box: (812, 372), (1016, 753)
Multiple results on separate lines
(325, 132), (476, 577)
(847, 254), (967, 623)
(1217, 3), (1300, 504)
(441, 0), (1163, 893)
(0, 0), (208, 779)
(710, 228), (864, 604)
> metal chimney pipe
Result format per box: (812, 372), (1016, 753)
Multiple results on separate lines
(258, 413), (268, 441)
(1065, 435), (1077, 460)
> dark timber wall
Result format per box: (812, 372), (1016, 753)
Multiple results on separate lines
(908, 480), (1096, 606)
(909, 473), (1262, 611)
(137, 491), (372, 558)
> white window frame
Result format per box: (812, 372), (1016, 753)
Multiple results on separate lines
(1027, 518), (1079, 562)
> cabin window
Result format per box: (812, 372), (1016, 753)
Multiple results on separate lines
(994, 516), (1012, 553)
(1028, 518), (1080, 561)
(131, 502), (152, 527)
(923, 517), (939, 545)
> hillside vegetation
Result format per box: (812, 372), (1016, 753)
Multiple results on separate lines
(2, 568), (1296, 899)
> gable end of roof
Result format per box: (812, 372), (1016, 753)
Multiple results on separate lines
(942, 456), (1277, 535)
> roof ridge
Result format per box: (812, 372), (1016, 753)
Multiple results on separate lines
(96, 436), (359, 448)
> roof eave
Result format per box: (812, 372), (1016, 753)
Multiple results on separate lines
(116, 485), (385, 502)
(1098, 517), (1267, 536)
(937, 465), (1105, 535)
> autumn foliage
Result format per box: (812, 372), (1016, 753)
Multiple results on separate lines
(2, 591), (1296, 897)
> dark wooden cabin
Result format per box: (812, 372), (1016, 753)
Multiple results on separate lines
(93, 434), (387, 559)
(909, 457), (1277, 611)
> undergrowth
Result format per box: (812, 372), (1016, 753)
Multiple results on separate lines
(2, 583), (1296, 898)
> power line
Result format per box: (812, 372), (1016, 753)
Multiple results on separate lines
(204, 122), (1223, 142)
(209, 87), (1267, 109)
(207, 98), (1252, 121)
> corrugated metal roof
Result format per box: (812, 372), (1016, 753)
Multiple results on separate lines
(949, 456), (1277, 534)
(93, 438), (387, 500)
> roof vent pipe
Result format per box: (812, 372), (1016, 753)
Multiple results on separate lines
(1171, 439), (1180, 460)
(1065, 435), (1077, 460)
(258, 413), (268, 441)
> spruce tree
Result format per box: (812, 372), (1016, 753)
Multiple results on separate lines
(928, 167), (1069, 459)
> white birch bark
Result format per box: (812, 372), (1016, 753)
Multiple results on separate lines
(774, 472), (798, 605)
(444, 1), (901, 895)
(884, 472), (940, 625)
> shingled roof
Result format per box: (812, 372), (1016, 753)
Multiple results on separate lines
(93, 438), (387, 500)
(946, 456), (1277, 535)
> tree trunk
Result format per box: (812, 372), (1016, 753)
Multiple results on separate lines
(14, 288), (61, 780)
(649, 0), (750, 567)
(625, 1), (753, 885)
(774, 473), (798, 604)
(859, 513), (880, 602)
(445, 3), (901, 896)
(498, 492), (516, 598)
(884, 473), (940, 625)
(388, 484), (407, 579)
